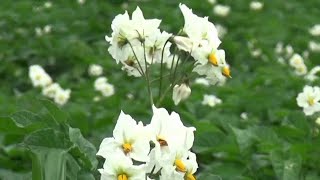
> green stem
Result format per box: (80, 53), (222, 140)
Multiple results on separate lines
(158, 39), (171, 101)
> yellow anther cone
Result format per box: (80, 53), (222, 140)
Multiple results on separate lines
(175, 159), (187, 172)
(122, 143), (132, 154)
(118, 174), (128, 180)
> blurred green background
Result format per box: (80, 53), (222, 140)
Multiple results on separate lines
(1, 0), (320, 179)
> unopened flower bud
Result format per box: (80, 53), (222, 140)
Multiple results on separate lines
(172, 83), (191, 105)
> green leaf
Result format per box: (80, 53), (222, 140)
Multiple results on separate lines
(24, 128), (71, 149)
(68, 127), (98, 171)
(270, 151), (302, 180)
(0, 169), (31, 180)
(231, 126), (256, 152)
(41, 99), (69, 124)
(10, 110), (41, 128)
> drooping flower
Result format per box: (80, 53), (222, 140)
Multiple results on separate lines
(172, 84), (191, 105)
(99, 153), (146, 180)
(29, 65), (52, 88)
(297, 85), (320, 116)
(97, 111), (150, 162)
(202, 94), (222, 107)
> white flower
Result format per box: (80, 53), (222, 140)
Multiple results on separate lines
(251, 49), (262, 57)
(44, 2), (52, 9)
(240, 112), (248, 120)
(193, 64), (229, 85)
(144, 30), (172, 64)
(29, 65), (52, 88)
(106, 7), (161, 65)
(297, 85), (320, 116)
(54, 88), (71, 106)
(213, 5), (230, 17)
(99, 153), (146, 180)
(172, 84), (191, 105)
(77, 0), (85, 5)
(294, 64), (308, 76)
(194, 78), (210, 86)
(159, 151), (198, 180)
(305, 66), (320, 82)
(207, 0), (216, 5)
(289, 54), (304, 68)
(172, 36), (193, 52)
(179, 4), (221, 51)
(309, 41), (320, 52)
(202, 94), (222, 107)
(285, 45), (294, 57)
(88, 64), (103, 76)
(309, 24), (320, 37)
(43, 25), (52, 34)
(94, 77), (115, 97)
(100, 83), (115, 97)
(97, 111), (150, 162)
(42, 83), (61, 98)
(250, 1), (264, 11)
(146, 106), (196, 172)
(94, 77), (108, 91)
(275, 42), (283, 55)
(35, 27), (43, 37)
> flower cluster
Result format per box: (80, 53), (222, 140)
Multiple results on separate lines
(94, 77), (115, 97)
(297, 85), (320, 116)
(175, 4), (231, 84)
(97, 106), (197, 180)
(105, 3), (231, 105)
(29, 65), (71, 105)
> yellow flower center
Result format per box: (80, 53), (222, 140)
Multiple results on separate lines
(308, 97), (315, 106)
(186, 173), (197, 180)
(118, 174), (128, 180)
(208, 52), (218, 66)
(157, 136), (168, 146)
(175, 159), (187, 172)
(122, 143), (132, 154)
(222, 66), (232, 78)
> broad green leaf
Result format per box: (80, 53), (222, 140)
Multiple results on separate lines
(231, 126), (256, 152)
(24, 128), (71, 149)
(41, 100), (69, 124)
(10, 110), (41, 128)
(68, 127), (98, 171)
(270, 151), (302, 180)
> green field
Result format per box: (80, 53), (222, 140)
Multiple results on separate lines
(1, 0), (320, 179)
